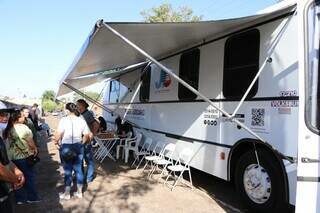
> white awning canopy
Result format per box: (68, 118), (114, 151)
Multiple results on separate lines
(57, 1), (296, 97)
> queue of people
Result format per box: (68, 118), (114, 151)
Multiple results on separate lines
(0, 98), (125, 210)
(3, 110), (40, 204)
(0, 101), (40, 213)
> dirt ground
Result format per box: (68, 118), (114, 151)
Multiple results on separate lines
(15, 115), (247, 213)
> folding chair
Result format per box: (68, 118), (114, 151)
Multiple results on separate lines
(131, 137), (153, 169)
(124, 132), (143, 163)
(148, 143), (176, 180)
(93, 136), (118, 163)
(164, 147), (194, 191)
(142, 141), (166, 172)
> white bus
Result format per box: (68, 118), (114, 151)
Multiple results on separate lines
(58, 0), (320, 212)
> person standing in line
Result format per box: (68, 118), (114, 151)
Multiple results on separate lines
(20, 107), (38, 146)
(0, 102), (25, 212)
(76, 99), (99, 185)
(53, 103), (90, 200)
(29, 104), (40, 131)
(3, 110), (39, 204)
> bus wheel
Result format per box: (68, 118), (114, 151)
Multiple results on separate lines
(234, 149), (287, 212)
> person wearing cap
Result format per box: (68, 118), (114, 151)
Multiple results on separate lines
(76, 99), (99, 184)
(0, 101), (25, 212)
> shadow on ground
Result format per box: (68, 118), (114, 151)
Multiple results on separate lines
(62, 159), (158, 213)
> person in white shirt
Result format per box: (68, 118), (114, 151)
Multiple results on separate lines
(53, 103), (90, 200)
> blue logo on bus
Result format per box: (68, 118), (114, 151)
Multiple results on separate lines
(155, 70), (171, 89)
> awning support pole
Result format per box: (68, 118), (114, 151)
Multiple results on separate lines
(62, 81), (142, 129)
(114, 61), (151, 114)
(63, 82), (113, 114)
(103, 22), (266, 143)
(231, 12), (295, 117)
(122, 81), (142, 124)
(90, 79), (110, 111)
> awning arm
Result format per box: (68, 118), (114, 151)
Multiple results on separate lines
(122, 82), (142, 124)
(90, 78), (111, 111)
(114, 61), (152, 114)
(62, 82), (142, 128)
(62, 82), (113, 114)
(231, 10), (296, 117)
(103, 22), (266, 143)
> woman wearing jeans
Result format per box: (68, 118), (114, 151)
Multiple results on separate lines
(3, 110), (39, 204)
(54, 103), (90, 200)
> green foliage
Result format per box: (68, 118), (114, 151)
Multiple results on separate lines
(41, 90), (55, 102)
(141, 3), (202, 23)
(41, 90), (63, 112)
(42, 100), (57, 113)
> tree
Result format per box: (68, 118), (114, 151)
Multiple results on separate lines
(141, 3), (202, 23)
(41, 90), (62, 113)
(41, 90), (55, 102)
(42, 100), (57, 113)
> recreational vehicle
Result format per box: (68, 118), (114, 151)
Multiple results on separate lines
(58, 0), (320, 212)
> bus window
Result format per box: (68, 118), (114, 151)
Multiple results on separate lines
(109, 80), (120, 103)
(109, 80), (129, 103)
(178, 48), (200, 100)
(223, 29), (260, 99)
(306, 9), (320, 134)
(140, 65), (151, 102)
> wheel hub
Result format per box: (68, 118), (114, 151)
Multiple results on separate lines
(243, 164), (271, 204)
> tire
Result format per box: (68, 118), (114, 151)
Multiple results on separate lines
(234, 149), (287, 212)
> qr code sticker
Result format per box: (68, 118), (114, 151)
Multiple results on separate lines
(251, 108), (265, 126)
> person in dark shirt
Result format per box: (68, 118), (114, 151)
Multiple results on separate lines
(20, 107), (38, 146)
(98, 116), (107, 132)
(29, 104), (41, 131)
(0, 102), (25, 212)
(115, 116), (135, 138)
(76, 99), (99, 184)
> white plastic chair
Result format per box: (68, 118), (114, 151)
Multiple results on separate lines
(142, 141), (166, 172)
(164, 147), (194, 191)
(124, 132), (143, 163)
(116, 132), (134, 160)
(131, 137), (153, 169)
(148, 143), (176, 179)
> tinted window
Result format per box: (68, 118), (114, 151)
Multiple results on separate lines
(223, 29), (260, 99)
(140, 65), (151, 102)
(178, 49), (200, 100)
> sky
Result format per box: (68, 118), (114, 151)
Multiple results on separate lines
(0, 0), (277, 99)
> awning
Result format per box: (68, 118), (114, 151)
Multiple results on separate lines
(57, 0), (296, 97)
(57, 62), (147, 97)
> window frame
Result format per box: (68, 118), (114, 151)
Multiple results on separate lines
(139, 65), (151, 102)
(178, 48), (200, 100)
(108, 80), (120, 103)
(222, 29), (260, 99)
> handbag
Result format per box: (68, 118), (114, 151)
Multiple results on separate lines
(61, 117), (77, 162)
